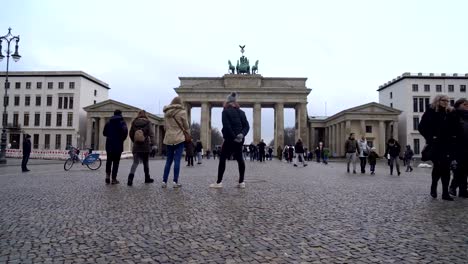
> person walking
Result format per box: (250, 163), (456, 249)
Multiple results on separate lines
(257, 139), (266, 162)
(404, 145), (414, 172)
(277, 145), (283, 161)
(268, 146), (273, 160)
(385, 138), (401, 176)
(293, 139), (307, 167)
(358, 136), (370, 174)
(21, 134), (31, 172)
(344, 133), (360, 174)
(103, 109), (128, 184)
(243, 145), (248, 160)
(368, 147), (379, 175)
(195, 140), (203, 164)
(185, 139), (195, 167)
(419, 95), (460, 200)
(161, 96), (190, 188)
(127, 110), (156, 186)
(210, 92), (250, 188)
(288, 145), (294, 163)
(449, 98), (468, 198)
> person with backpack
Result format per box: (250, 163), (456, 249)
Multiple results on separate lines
(293, 139), (307, 167)
(210, 92), (250, 188)
(127, 110), (156, 186)
(344, 133), (360, 174)
(103, 109), (128, 184)
(21, 134), (31, 172)
(162, 96), (190, 188)
(404, 145), (414, 172)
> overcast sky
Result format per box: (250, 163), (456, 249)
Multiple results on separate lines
(2, 0), (468, 144)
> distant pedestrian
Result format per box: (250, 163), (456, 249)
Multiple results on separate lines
(294, 139), (307, 167)
(344, 133), (360, 174)
(385, 138), (401, 176)
(162, 96), (190, 188)
(103, 109), (128, 184)
(258, 139), (266, 162)
(358, 136), (370, 173)
(249, 142), (255, 161)
(243, 145), (248, 160)
(195, 140), (203, 164)
(268, 146), (273, 160)
(210, 92), (250, 188)
(21, 134), (31, 172)
(185, 140), (195, 166)
(404, 145), (414, 172)
(127, 110), (156, 186)
(288, 145), (294, 163)
(213, 148), (217, 160)
(367, 147), (379, 175)
(277, 145), (283, 161)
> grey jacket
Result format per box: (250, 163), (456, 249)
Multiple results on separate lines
(129, 117), (155, 153)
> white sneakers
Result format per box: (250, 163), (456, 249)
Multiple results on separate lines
(173, 182), (182, 188)
(209, 182), (245, 188)
(161, 182), (167, 188)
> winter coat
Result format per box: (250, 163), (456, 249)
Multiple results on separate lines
(368, 151), (379, 165)
(456, 109), (468, 162)
(103, 115), (128, 153)
(357, 139), (369, 158)
(344, 138), (360, 154)
(294, 141), (304, 153)
(385, 141), (401, 158)
(195, 142), (203, 153)
(130, 117), (155, 153)
(418, 107), (459, 161)
(185, 141), (195, 156)
(258, 142), (266, 152)
(404, 148), (414, 160)
(23, 138), (31, 155)
(221, 104), (250, 142)
(163, 104), (189, 146)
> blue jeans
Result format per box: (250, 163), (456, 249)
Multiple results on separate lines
(163, 142), (184, 183)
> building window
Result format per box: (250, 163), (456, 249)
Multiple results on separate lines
(412, 84), (418, 92)
(436, 85), (442, 92)
(94, 100), (96, 104)
(35, 95), (41, 106)
(48, 82), (53, 89)
(69, 82), (75, 89)
(44, 134), (50, 149)
(15, 82), (21, 89)
(25, 96), (30, 106)
(36, 82), (42, 89)
(389, 92), (393, 99)
(23, 113), (29, 127)
(94, 89), (97, 96)
(34, 113), (40, 126)
(67, 113), (73, 127)
(3, 96), (9, 107)
(46, 95), (52, 106)
(425, 98), (430, 110)
(414, 97), (429, 113)
(66, 134), (72, 147)
(59, 82), (64, 89)
(58, 96), (73, 109)
(14, 96), (20, 106)
(390, 103), (393, 108)
(33, 134), (39, 149)
(26, 82), (31, 89)
(413, 98), (418, 112)
(365, 125), (372, 133)
(450, 99), (455, 106)
(2, 113), (7, 126)
(63, 97), (68, 109)
(13, 113), (19, 127)
(461, 85), (467, 92)
(69, 97), (73, 109)
(58, 96), (63, 109)
(56, 112), (62, 127)
(419, 98), (424, 113)
(414, 138), (420, 155)
(448, 85), (454, 92)
(413, 116), (420, 131)
(424, 84), (430, 92)
(55, 134), (62, 149)
(45, 112), (51, 127)
(5, 82), (10, 89)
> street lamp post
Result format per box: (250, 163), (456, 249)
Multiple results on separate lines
(0, 28), (21, 164)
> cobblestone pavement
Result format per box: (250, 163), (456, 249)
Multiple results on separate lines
(1, 158), (467, 263)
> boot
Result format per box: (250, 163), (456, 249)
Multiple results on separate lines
(105, 173), (111, 184)
(144, 175), (154, 183)
(430, 183), (437, 198)
(127, 173), (134, 186)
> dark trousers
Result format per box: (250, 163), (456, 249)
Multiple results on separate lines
(259, 151), (265, 162)
(130, 152), (150, 178)
(217, 140), (245, 184)
(187, 155), (194, 166)
(21, 153), (30, 171)
(359, 157), (367, 173)
(370, 164), (376, 172)
(432, 160), (451, 197)
(450, 161), (468, 196)
(106, 152), (122, 179)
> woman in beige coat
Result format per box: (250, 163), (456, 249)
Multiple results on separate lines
(162, 96), (190, 188)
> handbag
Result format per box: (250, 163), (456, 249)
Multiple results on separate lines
(172, 115), (192, 143)
(421, 144), (433, 162)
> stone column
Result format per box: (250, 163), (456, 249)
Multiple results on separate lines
(327, 126), (331, 149)
(345, 120), (352, 136)
(125, 118), (132, 152)
(392, 121), (398, 141)
(99, 117), (106, 150)
(309, 123), (315, 150)
(184, 103), (192, 127)
(379, 121), (386, 156)
(339, 122), (345, 156)
(253, 103), (261, 144)
(86, 117), (93, 148)
(93, 118), (99, 150)
(200, 102), (211, 151)
(386, 121), (391, 141)
(333, 124), (337, 156)
(360, 120), (366, 138)
(155, 124), (160, 153)
(294, 103), (308, 146)
(274, 103), (284, 152)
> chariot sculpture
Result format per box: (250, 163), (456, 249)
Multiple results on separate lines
(227, 45), (259, 75)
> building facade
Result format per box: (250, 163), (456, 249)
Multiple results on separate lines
(0, 71), (109, 150)
(378, 72), (468, 156)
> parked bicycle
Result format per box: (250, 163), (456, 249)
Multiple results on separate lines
(64, 146), (102, 171)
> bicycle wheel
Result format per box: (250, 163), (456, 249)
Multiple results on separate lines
(64, 158), (74, 171)
(86, 158), (102, 170)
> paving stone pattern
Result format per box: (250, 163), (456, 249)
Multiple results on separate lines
(1, 159), (467, 263)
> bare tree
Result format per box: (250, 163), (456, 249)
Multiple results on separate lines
(189, 122), (223, 150)
(284, 127), (295, 146)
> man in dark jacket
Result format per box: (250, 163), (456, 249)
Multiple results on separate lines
(210, 92), (250, 188)
(103, 109), (128, 184)
(449, 98), (468, 198)
(385, 138), (401, 176)
(21, 134), (31, 172)
(257, 139), (266, 162)
(344, 133), (360, 174)
(294, 139), (307, 167)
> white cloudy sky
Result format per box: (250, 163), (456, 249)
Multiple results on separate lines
(2, 0), (468, 143)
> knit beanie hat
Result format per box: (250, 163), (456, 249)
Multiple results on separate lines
(226, 92), (237, 103)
